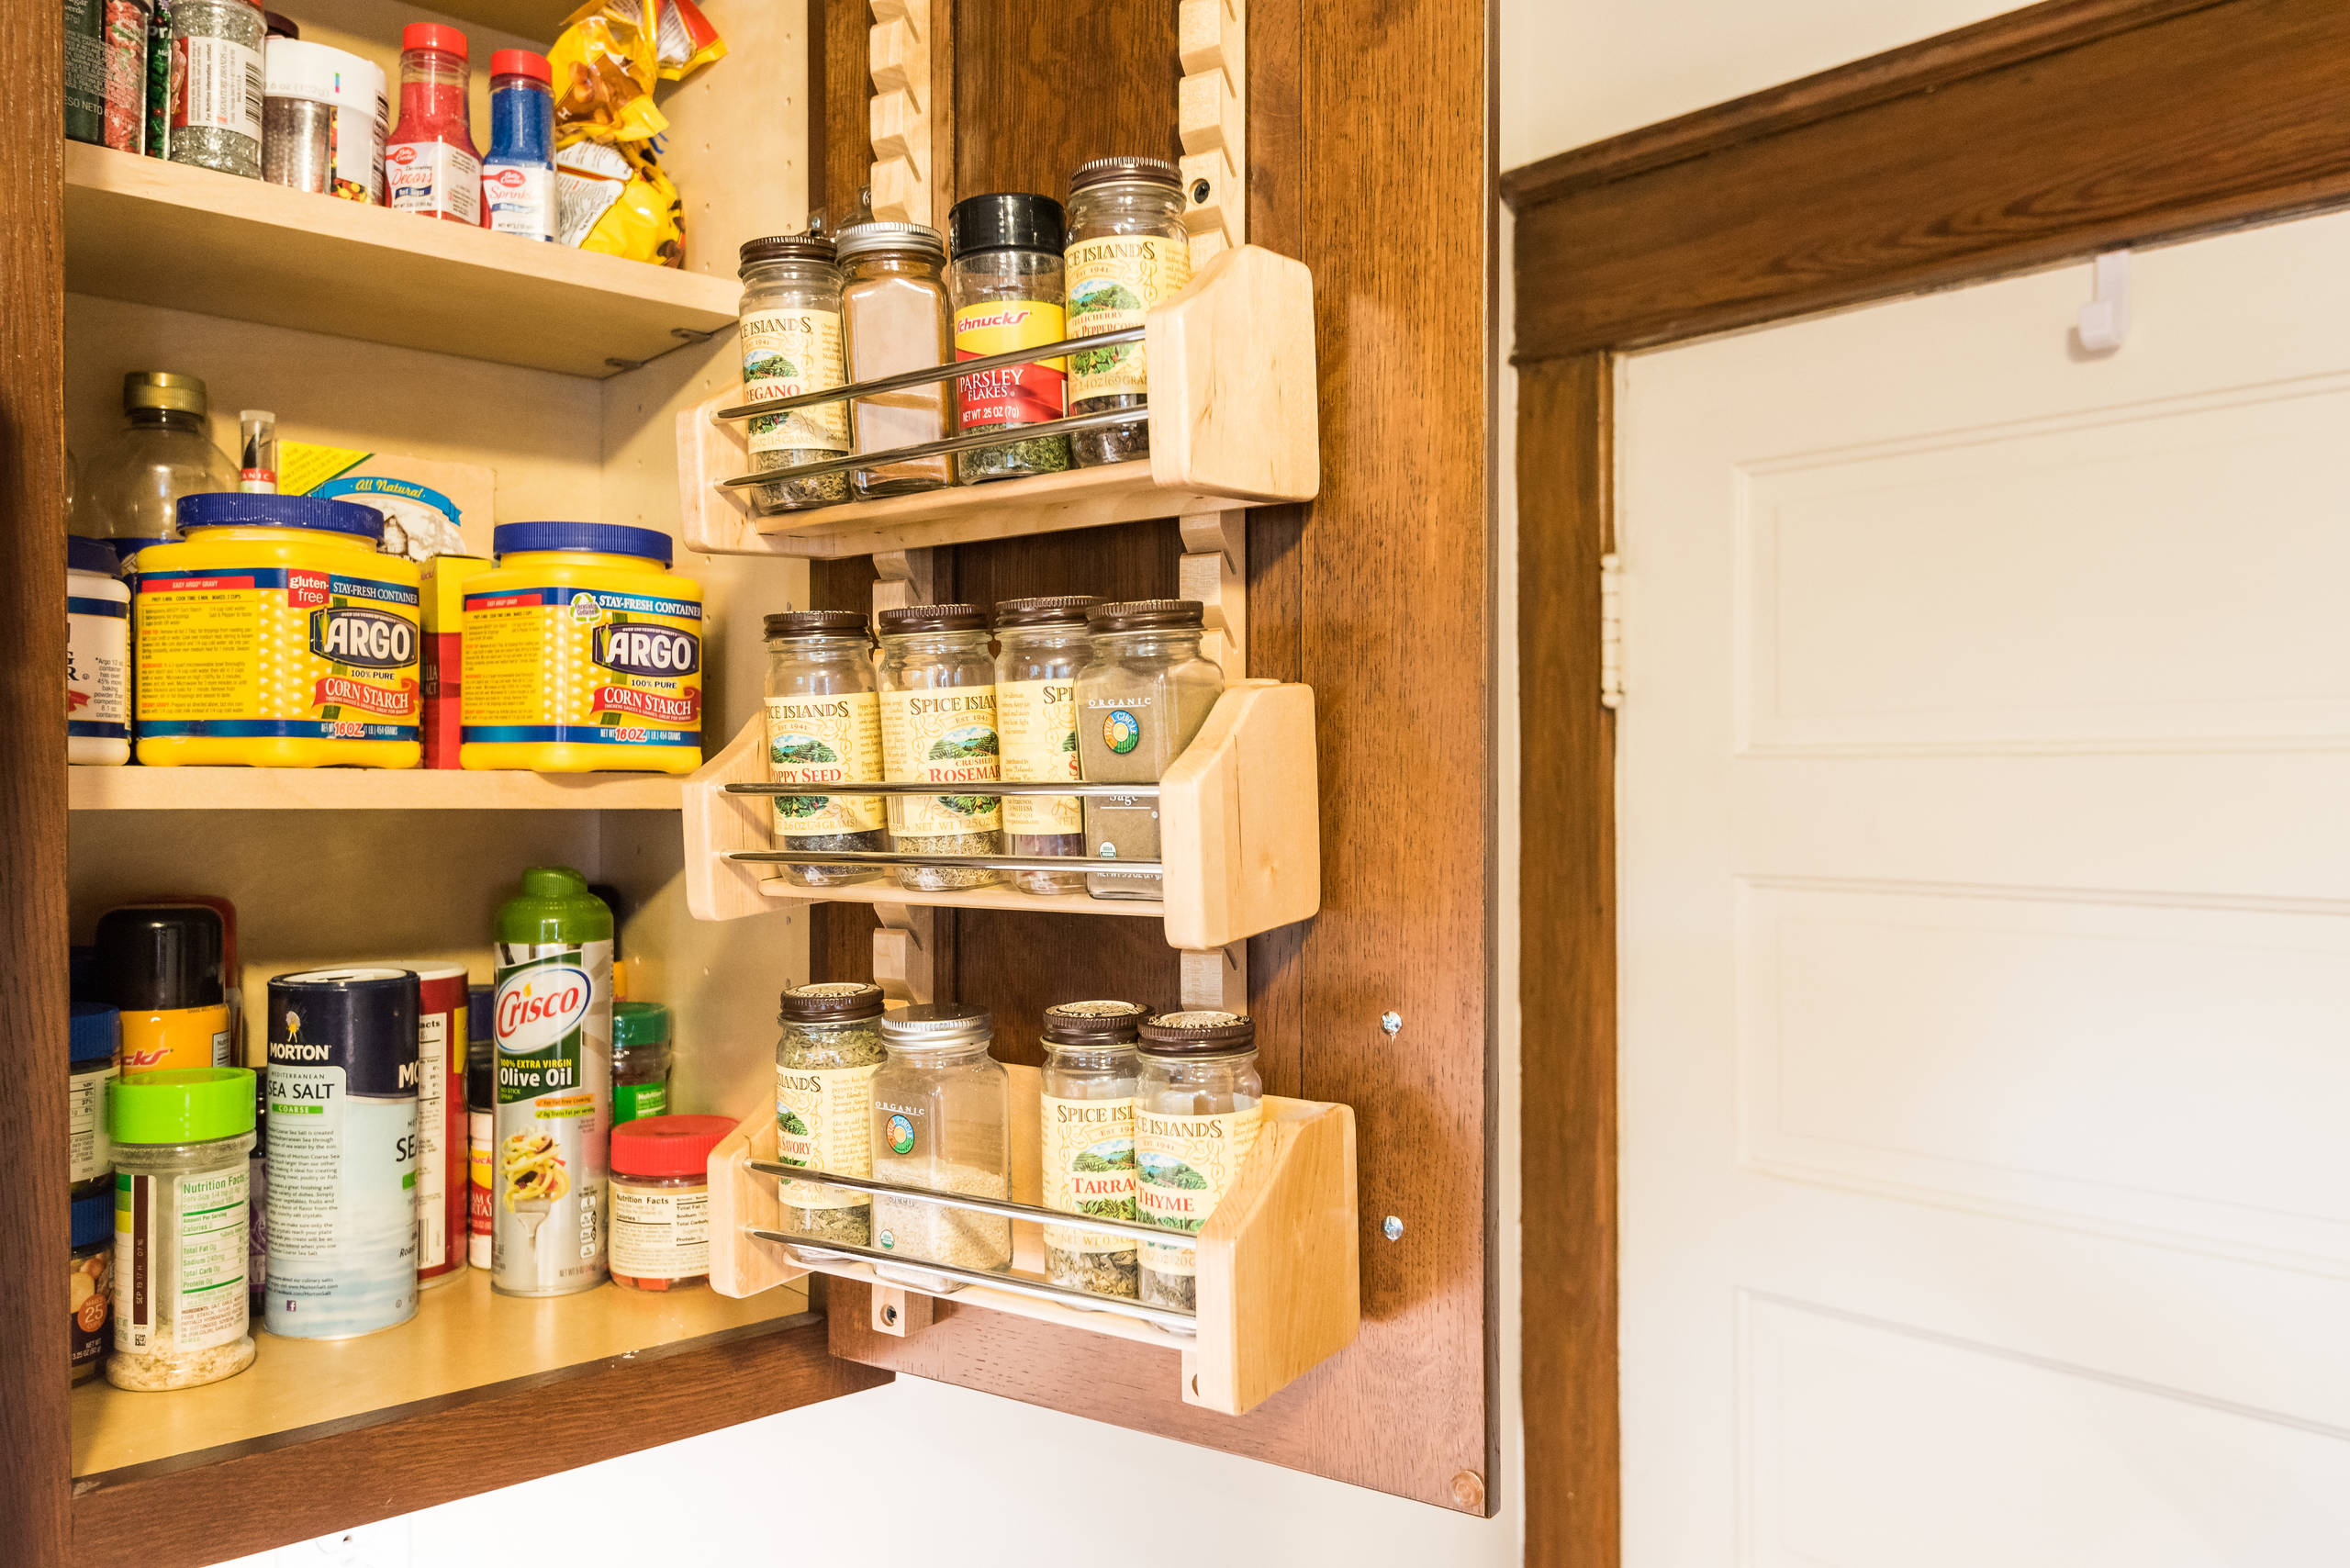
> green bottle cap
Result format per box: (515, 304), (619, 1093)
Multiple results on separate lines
(520, 866), (591, 901)
(612, 1000), (670, 1048)
(110, 1068), (257, 1145)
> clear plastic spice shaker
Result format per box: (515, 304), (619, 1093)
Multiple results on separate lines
(1064, 157), (1192, 468)
(947, 193), (1072, 483)
(764, 610), (888, 886)
(106, 1068), (259, 1390)
(1038, 1001), (1146, 1298)
(775, 981), (889, 1246)
(837, 221), (956, 498)
(1134, 1011), (1262, 1312)
(168, 0), (267, 180)
(877, 604), (1003, 890)
(993, 596), (1099, 895)
(738, 235), (851, 512)
(608, 1114), (733, 1293)
(870, 1005), (1011, 1279)
(1075, 599), (1227, 900)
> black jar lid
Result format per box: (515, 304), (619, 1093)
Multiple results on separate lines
(778, 981), (887, 1024)
(1088, 598), (1204, 633)
(740, 233), (836, 270)
(993, 594), (1100, 630)
(878, 602), (987, 634)
(96, 905), (225, 1012)
(765, 610), (870, 640)
(948, 193), (1067, 258)
(1041, 999), (1147, 1047)
(1137, 1010), (1256, 1055)
(1070, 155), (1182, 193)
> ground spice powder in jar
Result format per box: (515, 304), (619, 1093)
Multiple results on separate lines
(877, 605), (1004, 890)
(869, 1005), (1012, 1276)
(1134, 1010), (1262, 1312)
(1064, 157), (1192, 467)
(775, 982), (888, 1246)
(609, 1114), (733, 1292)
(1039, 1000), (1146, 1298)
(764, 610), (888, 885)
(837, 221), (956, 498)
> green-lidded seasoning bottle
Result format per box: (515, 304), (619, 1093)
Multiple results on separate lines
(775, 981), (889, 1246)
(611, 1001), (673, 1126)
(1038, 1000), (1146, 1298)
(1134, 1010), (1262, 1312)
(490, 867), (613, 1297)
(106, 1067), (259, 1390)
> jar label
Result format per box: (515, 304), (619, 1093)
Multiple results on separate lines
(613, 1081), (668, 1126)
(264, 1065), (422, 1338)
(172, 34), (263, 147)
(484, 162), (555, 241)
(115, 1165), (250, 1356)
(879, 686), (1003, 837)
(1067, 235), (1191, 405)
(463, 583), (702, 750)
(997, 678), (1080, 836)
(775, 1062), (879, 1209)
(386, 140), (482, 222)
(742, 308), (851, 457)
(491, 941), (613, 1296)
(766, 691), (885, 839)
(610, 1182), (711, 1279)
(70, 1064), (117, 1185)
(67, 590), (130, 742)
(135, 568), (421, 743)
(954, 300), (1067, 431)
(1134, 1103), (1262, 1279)
(71, 1238), (113, 1372)
(1041, 1092), (1137, 1255)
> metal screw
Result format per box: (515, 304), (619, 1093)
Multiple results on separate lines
(881, 1303), (900, 1327)
(1382, 1215), (1404, 1241)
(1191, 177), (1212, 204)
(1380, 1011), (1403, 1036)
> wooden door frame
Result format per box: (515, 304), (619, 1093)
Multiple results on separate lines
(1508, 0), (2350, 1561)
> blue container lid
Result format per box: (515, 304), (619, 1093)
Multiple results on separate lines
(493, 521), (673, 566)
(71, 1002), (119, 1066)
(112, 536), (171, 566)
(67, 535), (120, 577)
(177, 492), (386, 541)
(467, 982), (493, 1043)
(72, 1186), (112, 1249)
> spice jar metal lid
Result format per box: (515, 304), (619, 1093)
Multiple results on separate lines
(764, 610), (870, 640)
(613, 1000), (671, 1048)
(740, 233), (837, 271)
(835, 219), (946, 260)
(123, 370), (207, 416)
(1088, 598), (1206, 633)
(1041, 999), (1147, 1047)
(610, 1114), (735, 1179)
(993, 595), (1101, 629)
(879, 1002), (992, 1048)
(1070, 155), (1183, 193)
(878, 602), (987, 635)
(948, 192), (1067, 257)
(779, 980), (887, 1024)
(1137, 1009), (1257, 1054)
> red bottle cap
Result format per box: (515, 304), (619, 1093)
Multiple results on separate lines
(401, 22), (469, 59)
(490, 49), (552, 84)
(610, 1114), (736, 1180)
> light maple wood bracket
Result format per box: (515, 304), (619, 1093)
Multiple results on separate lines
(870, 551), (938, 1004)
(1179, 0), (1246, 267)
(867, 0), (932, 228)
(705, 1063), (1360, 1416)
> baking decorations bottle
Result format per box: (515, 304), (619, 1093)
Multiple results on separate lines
(481, 50), (555, 241)
(385, 23), (480, 224)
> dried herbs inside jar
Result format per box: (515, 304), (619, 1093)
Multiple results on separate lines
(1064, 157), (1192, 467)
(877, 604), (1003, 890)
(947, 193), (1072, 483)
(1038, 1000), (1147, 1297)
(1134, 1010), (1263, 1312)
(737, 233), (851, 511)
(774, 981), (889, 1246)
(764, 610), (888, 886)
(993, 595), (1098, 895)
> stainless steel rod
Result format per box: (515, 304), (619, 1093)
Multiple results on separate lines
(726, 779), (1158, 798)
(712, 327), (1145, 420)
(747, 1230), (1198, 1334)
(731, 849), (1161, 872)
(749, 1159), (1196, 1248)
(719, 407), (1149, 488)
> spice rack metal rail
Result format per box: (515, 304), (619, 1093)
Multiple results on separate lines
(704, 1062), (1360, 1417)
(681, 679), (1319, 952)
(675, 243), (1319, 558)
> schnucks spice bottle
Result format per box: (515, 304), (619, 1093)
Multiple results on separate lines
(1134, 1011), (1263, 1311)
(837, 220), (956, 498)
(948, 193), (1072, 482)
(1064, 157), (1193, 467)
(739, 234), (851, 510)
(107, 1067), (260, 1390)
(609, 1114), (733, 1292)
(1038, 1000), (1147, 1298)
(764, 610), (888, 885)
(994, 596), (1097, 894)
(481, 50), (556, 241)
(877, 604), (1004, 890)
(385, 23), (481, 224)
(870, 1005), (1011, 1277)
(1075, 599), (1227, 900)
(775, 981), (889, 1246)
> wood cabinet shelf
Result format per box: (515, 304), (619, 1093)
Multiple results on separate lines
(68, 767), (685, 811)
(62, 143), (741, 379)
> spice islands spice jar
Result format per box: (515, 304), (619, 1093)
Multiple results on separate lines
(1064, 157), (1192, 468)
(870, 1005), (1011, 1278)
(1038, 1000), (1146, 1298)
(1134, 1011), (1262, 1312)
(877, 604), (1004, 890)
(737, 233), (851, 511)
(775, 981), (887, 1246)
(994, 597), (1096, 895)
(837, 220), (956, 498)
(764, 610), (888, 887)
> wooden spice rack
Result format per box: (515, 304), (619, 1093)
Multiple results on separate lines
(673, 243), (1319, 558)
(680, 679), (1320, 952)
(704, 1062), (1360, 1417)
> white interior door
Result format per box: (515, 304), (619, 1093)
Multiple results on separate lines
(1616, 211), (2350, 1565)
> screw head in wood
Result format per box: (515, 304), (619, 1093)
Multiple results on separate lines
(1380, 1010), (1402, 1036)
(1191, 177), (1212, 204)
(1382, 1215), (1404, 1241)
(881, 1304), (900, 1327)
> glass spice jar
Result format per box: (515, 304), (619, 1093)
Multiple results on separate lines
(877, 605), (1003, 890)
(609, 1114), (734, 1292)
(106, 1068), (259, 1390)
(869, 1004), (1011, 1279)
(948, 193), (1072, 483)
(837, 221), (957, 498)
(737, 234), (851, 511)
(168, 0), (267, 180)
(610, 1001), (672, 1126)
(1075, 599), (1227, 900)
(775, 981), (888, 1246)
(1064, 157), (1193, 467)
(1038, 1001), (1146, 1298)
(764, 610), (888, 886)
(71, 1186), (114, 1384)
(993, 596), (1098, 895)
(1134, 1011), (1263, 1312)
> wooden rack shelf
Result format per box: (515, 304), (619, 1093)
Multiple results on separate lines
(682, 679), (1320, 951)
(676, 244), (1319, 557)
(68, 767), (685, 812)
(62, 143), (741, 379)
(705, 1064), (1360, 1417)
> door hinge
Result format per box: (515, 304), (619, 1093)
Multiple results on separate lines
(1600, 553), (1624, 710)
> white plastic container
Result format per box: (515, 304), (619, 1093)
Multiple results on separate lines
(330, 49), (388, 204)
(67, 536), (129, 765)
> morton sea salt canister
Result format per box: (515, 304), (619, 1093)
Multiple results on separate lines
(264, 968), (420, 1339)
(491, 868), (613, 1296)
